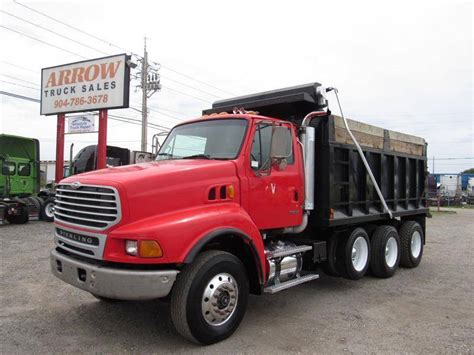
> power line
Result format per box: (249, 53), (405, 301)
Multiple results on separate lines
(0, 89), (171, 131)
(0, 79), (39, 91)
(161, 65), (236, 96)
(13, 0), (137, 56)
(0, 73), (39, 86)
(147, 107), (182, 121)
(13, 0), (236, 96)
(428, 157), (474, 161)
(163, 85), (212, 103)
(150, 105), (191, 116)
(0, 60), (38, 74)
(160, 74), (222, 99)
(0, 24), (86, 59)
(0, 90), (40, 102)
(1, 10), (110, 56)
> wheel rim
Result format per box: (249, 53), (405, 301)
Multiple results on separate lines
(201, 272), (239, 327)
(351, 236), (369, 272)
(411, 231), (422, 258)
(45, 203), (55, 218)
(385, 237), (398, 268)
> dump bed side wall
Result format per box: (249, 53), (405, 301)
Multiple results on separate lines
(309, 115), (428, 227)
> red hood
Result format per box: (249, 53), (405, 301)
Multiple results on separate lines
(61, 159), (240, 225)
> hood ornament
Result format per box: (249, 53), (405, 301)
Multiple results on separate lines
(70, 181), (81, 189)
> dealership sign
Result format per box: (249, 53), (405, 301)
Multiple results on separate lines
(41, 54), (130, 115)
(68, 114), (95, 133)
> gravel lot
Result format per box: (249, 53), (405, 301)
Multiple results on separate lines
(1, 209), (473, 354)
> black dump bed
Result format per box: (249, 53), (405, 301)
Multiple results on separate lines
(204, 83), (429, 227)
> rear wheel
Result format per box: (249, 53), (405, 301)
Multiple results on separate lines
(370, 225), (400, 278)
(337, 228), (370, 280)
(6, 204), (29, 224)
(170, 250), (249, 345)
(399, 221), (424, 268)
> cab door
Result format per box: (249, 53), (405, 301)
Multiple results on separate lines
(245, 121), (304, 230)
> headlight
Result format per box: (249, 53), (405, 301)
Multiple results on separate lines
(125, 240), (138, 256)
(125, 239), (163, 258)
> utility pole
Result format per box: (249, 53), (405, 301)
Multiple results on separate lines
(138, 37), (161, 152)
(432, 156), (435, 174)
(140, 39), (148, 152)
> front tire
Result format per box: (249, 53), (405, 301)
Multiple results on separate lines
(170, 250), (249, 345)
(399, 221), (424, 268)
(40, 198), (55, 222)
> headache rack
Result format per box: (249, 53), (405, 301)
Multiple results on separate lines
(54, 184), (121, 230)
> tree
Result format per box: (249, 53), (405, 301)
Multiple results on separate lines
(460, 168), (474, 174)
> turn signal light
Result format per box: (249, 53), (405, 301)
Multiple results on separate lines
(139, 240), (163, 258)
(227, 185), (235, 199)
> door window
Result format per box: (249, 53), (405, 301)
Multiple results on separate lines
(18, 163), (31, 176)
(250, 123), (295, 169)
(250, 123), (273, 170)
(2, 162), (16, 175)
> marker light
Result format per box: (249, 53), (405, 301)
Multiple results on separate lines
(139, 240), (163, 258)
(125, 240), (138, 256)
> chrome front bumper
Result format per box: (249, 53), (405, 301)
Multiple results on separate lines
(50, 249), (178, 301)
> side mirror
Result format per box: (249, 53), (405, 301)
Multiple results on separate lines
(270, 126), (292, 170)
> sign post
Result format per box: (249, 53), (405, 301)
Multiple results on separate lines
(55, 114), (65, 183)
(40, 54), (130, 182)
(97, 109), (108, 169)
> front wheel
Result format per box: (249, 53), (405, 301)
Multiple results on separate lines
(170, 250), (249, 345)
(40, 198), (55, 222)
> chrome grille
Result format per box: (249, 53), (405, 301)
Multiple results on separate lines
(54, 183), (121, 230)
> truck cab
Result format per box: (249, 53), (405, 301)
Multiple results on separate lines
(50, 83), (428, 345)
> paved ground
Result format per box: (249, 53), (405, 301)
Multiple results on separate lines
(1, 209), (473, 354)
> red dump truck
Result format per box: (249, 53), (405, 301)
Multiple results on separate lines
(51, 83), (429, 344)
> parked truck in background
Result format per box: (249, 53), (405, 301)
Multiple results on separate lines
(467, 177), (474, 204)
(1, 134), (55, 224)
(69, 145), (153, 176)
(50, 83), (429, 344)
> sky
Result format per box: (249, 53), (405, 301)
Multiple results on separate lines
(0, 0), (473, 173)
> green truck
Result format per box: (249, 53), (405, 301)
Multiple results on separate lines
(0, 134), (55, 224)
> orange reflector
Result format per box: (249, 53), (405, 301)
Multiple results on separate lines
(227, 185), (235, 199)
(139, 240), (163, 258)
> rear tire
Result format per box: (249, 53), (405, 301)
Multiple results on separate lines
(370, 225), (400, 278)
(6, 204), (29, 224)
(399, 221), (424, 268)
(337, 228), (370, 280)
(170, 250), (249, 345)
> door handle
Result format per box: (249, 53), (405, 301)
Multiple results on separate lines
(289, 187), (299, 202)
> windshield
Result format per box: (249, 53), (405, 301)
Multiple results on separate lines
(157, 119), (248, 160)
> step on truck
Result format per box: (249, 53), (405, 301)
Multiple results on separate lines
(1, 134), (56, 224)
(50, 83), (429, 344)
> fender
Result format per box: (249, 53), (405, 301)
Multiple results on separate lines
(105, 203), (267, 276)
(184, 227), (265, 285)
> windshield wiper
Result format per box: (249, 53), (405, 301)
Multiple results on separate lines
(182, 154), (213, 160)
